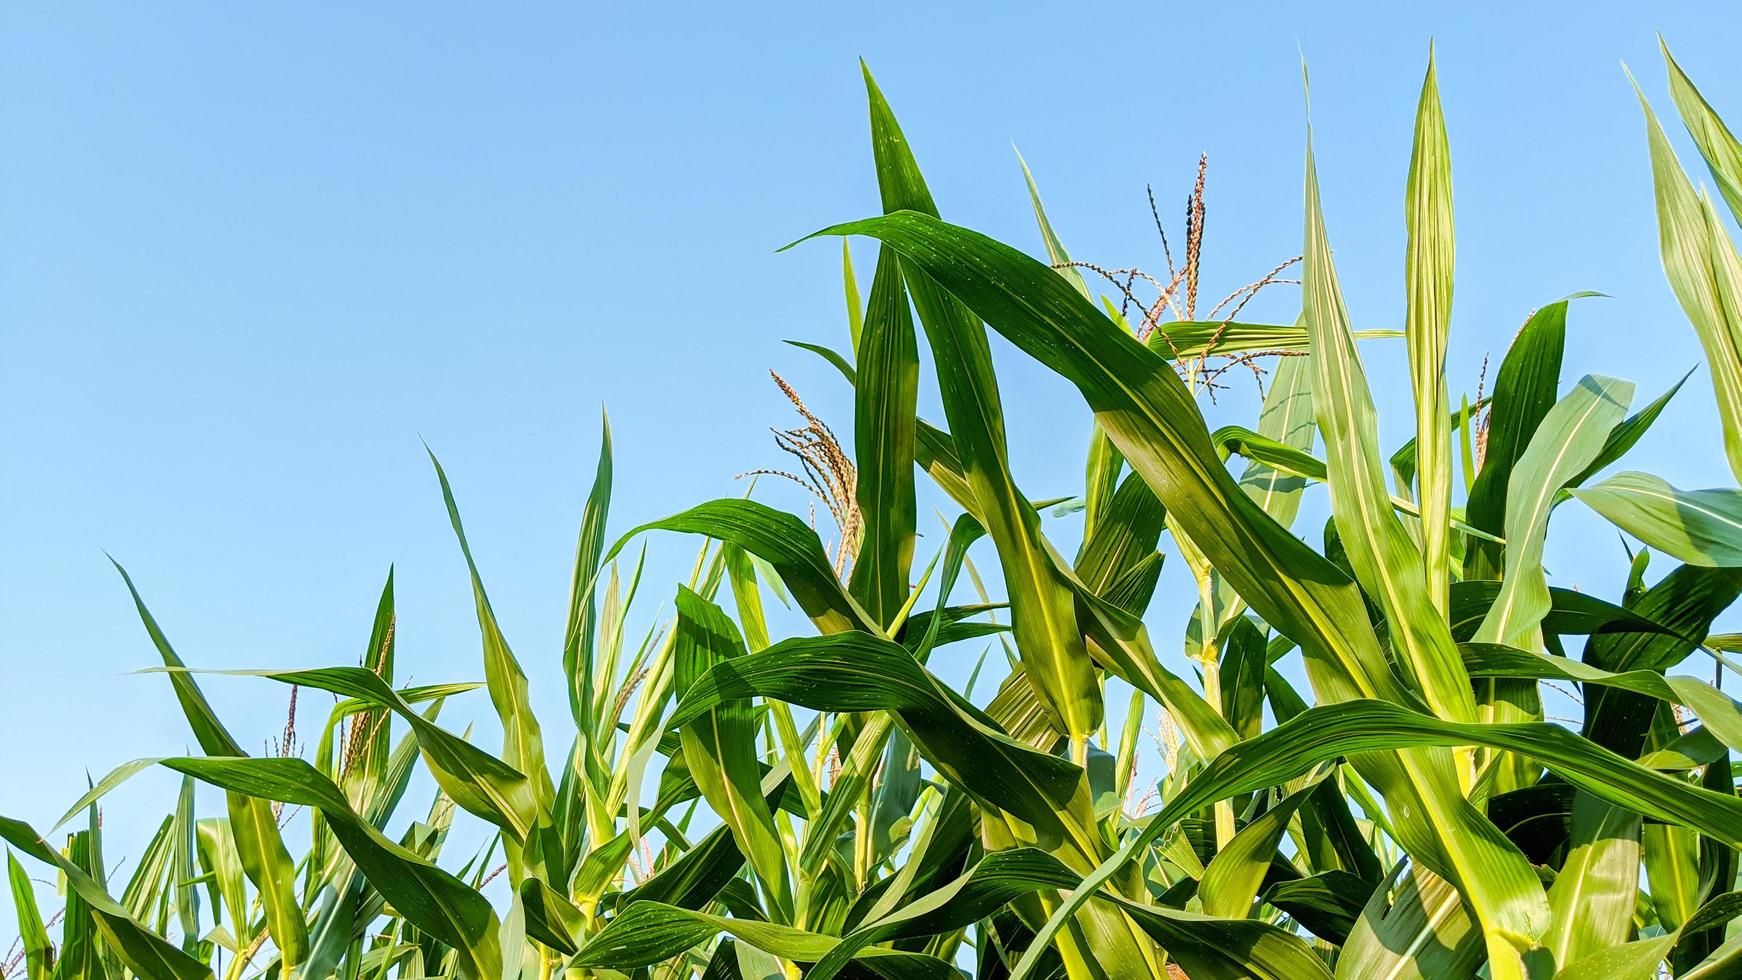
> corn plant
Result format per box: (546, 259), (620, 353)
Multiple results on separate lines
(9, 42), (1742, 980)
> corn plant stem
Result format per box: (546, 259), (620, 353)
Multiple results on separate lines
(1194, 572), (1238, 851)
(1067, 734), (1088, 769)
(768, 700), (821, 828)
(854, 786), (874, 888)
(884, 547), (941, 640)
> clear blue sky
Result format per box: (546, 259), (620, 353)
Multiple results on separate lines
(4, 1), (1741, 922)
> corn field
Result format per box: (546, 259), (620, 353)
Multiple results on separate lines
(11, 41), (1742, 980)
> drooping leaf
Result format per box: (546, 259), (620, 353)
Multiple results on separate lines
(811, 848), (1332, 980)
(1143, 321), (1404, 360)
(162, 756), (503, 980)
(863, 63), (1102, 741)
(1573, 471), (1742, 567)
(572, 900), (954, 975)
(607, 499), (878, 635)
(0, 817), (212, 980)
(1461, 643), (1742, 750)
(171, 666), (540, 842)
(110, 562), (309, 972)
(1447, 579), (1682, 641)
(668, 630), (1096, 850)
(794, 209), (1548, 978)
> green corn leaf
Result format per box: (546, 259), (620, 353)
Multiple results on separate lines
(1014, 148), (1090, 300)
(797, 516), (983, 873)
(1213, 422), (1502, 542)
(1069, 569), (1238, 759)
(563, 411), (613, 733)
(607, 499), (878, 635)
(1461, 643), (1742, 750)
(1473, 375), (1634, 648)
(1542, 794), (1642, 970)
(57, 824), (110, 980)
(1197, 778), (1321, 918)
(1405, 46), (1456, 613)
(1464, 300), (1571, 578)
(1339, 864), (1482, 980)
(1002, 691), (1742, 980)
(339, 568), (400, 810)
(1214, 423), (1329, 481)
(427, 449), (556, 814)
(168, 776), (198, 952)
(1672, 891), (1742, 978)
(1143, 321), (1404, 360)
(1573, 472), (1742, 567)
(1390, 395), (1490, 491)
(1303, 110), (1475, 724)
(1573, 370), (1691, 485)
(1217, 616), (1269, 741)
(811, 848), (1331, 980)
(167, 666), (541, 842)
(1261, 870), (1372, 945)
(848, 244), (920, 626)
(517, 877), (584, 955)
(1555, 934), (1678, 980)
(110, 562), (308, 972)
(668, 630), (1095, 850)
(606, 775), (801, 917)
(863, 63), (1102, 741)
(329, 680), (482, 721)
(785, 338), (858, 383)
(572, 901), (954, 974)
(1447, 579), (1683, 641)
(844, 239), (864, 356)
(162, 756), (503, 980)
(1160, 699), (1742, 844)
(1664, 41), (1742, 225)
(790, 211), (1409, 717)
(570, 830), (636, 912)
(7, 850), (53, 980)
(1582, 563), (1742, 758)
(1017, 148), (1128, 545)
(1637, 79), (1742, 486)
(118, 816), (173, 926)
(193, 820), (245, 950)
(1237, 348), (1316, 528)
(1645, 818), (1704, 933)
(671, 587), (791, 920)
(1295, 770), (1384, 885)
(1072, 473), (1166, 607)
(0, 817), (212, 980)
(792, 210), (1548, 978)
